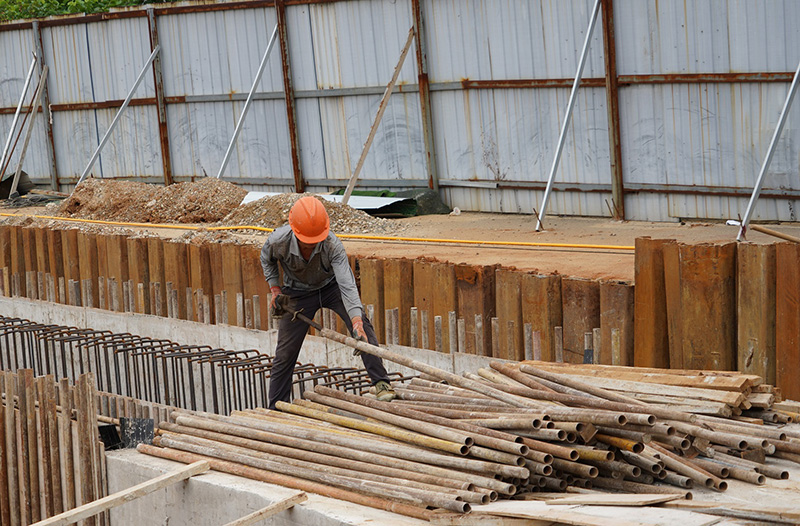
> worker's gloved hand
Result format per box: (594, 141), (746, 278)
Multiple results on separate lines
(269, 286), (287, 319)
(351, 316), (367, 355)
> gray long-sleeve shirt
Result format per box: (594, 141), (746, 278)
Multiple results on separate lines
(260, 224), (363, 320)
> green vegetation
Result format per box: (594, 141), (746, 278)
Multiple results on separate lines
(0, 0), (177, 22)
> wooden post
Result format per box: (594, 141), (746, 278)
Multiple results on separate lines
(600, 280), (634, 366)
(410, 307), (419, 348)
(737, 243), (776, 385)
(9, 226), (26, 297)
(434, 315), (443, 353)
(634, 237), (670, 368)
(46, 229), (64, 304)
(240, 245), (265, 330)
(36, 377), (54, 517)
(457, 318), (466, 354)
(413, 260), (434, 348)
(164, 241), (190, 320)
(521, 273), (562, 362)
(76, 374), (98, 526)
(0, 372), (15, 526)
(474, 314), (484, 357)
(662, 240), (683, 369)
(20, 369), (39, 522)
(495, 269), (523, 361)
(455, 264), (497, 355)
(76, 232), (98, 308)
(680, 243), (737, 371)
(384, 259), (414, 345)
(776, 243), (800, 400)
(562, 277), (600, 364)
(555, 326), (564, 363)
(95, 234), (110, 310)
(360, 258), (385, 343)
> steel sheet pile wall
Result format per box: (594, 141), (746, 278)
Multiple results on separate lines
(1, 0), (799, 222)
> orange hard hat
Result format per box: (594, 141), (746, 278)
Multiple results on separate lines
(288, 196), (330, 244)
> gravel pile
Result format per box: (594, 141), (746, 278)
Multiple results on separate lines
(219, 193), (403, 235)
(57, 177), (247, 224)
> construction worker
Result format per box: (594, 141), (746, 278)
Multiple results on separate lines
(261, 195), (396, 408)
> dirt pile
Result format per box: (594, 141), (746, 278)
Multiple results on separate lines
(57, 177), (247, 223)
(220, 193), (403, 235)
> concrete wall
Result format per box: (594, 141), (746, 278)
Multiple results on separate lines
(106, 450), (426, 525)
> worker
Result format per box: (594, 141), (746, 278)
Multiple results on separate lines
(261, 195), (396, 409)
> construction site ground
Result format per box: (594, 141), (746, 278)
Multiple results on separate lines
(8, 202), (800, 282)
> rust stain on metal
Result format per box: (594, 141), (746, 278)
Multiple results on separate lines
(601, 0), (624, 220)
(460, 78), (606, 90)
(276, 0), (304, 193)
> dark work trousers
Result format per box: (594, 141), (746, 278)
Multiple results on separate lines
(268, 280), (390, 409)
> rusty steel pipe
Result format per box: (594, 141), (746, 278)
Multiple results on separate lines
(302, 390), (474, 447)
(616, 450), (663, 474)
(313, 386), (529, 457)
(156, 434), (472, 513)
(696, 416), (786, 441)
(460, 417), (547, 431)
(698, 458), (766, 485)
(523, 459), (553, 476)
(136, 444), (434, 520)
(218, 411), (527, 485)
(661, 471), (694, 489)
(520, 364), (644, 405)
(670, 420), (767, 450)
(163, 431), (489, 505)
(174, 414), (514, 494)
(160, 422), (476, 493)
(394, 388), (510, 407)
(550, 458), (598, 479)
(276, 401), (469, 456)
(647, 444), (724, 490)
(691, 458), (730, 479)
(541, 409), (627, 427)
(521, 437), (578, 461)
(591, 476), (692, 498)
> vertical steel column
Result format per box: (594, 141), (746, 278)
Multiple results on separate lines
(32, 21), (59, 191)
(412, 0), (439, 192)
(535, 0), (602, 231)
(276, 0), (305, 193)
(147, 8), (174, 186)
(600, 0), (624, 220)
(737, 57), (800, 241)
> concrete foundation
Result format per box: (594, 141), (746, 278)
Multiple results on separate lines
(107, 450), (426, 526)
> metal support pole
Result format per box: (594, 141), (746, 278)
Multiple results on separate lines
(10, 66), (49, 197)
(77, 45), (161, 186)
(535, 0), (602, 231)
(412, 0), (439, 192)
(147, 8), (174, 186)
(600, 0), (624, 220)
(342, 27), (416, 205)
(216, 24), (279, 180)
(0, 54), (37, 181)
(737, 57), (800, 241)
(33, 21), (59, 191)
(276, 1), (305, 193)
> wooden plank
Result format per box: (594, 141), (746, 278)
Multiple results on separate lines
(4, 372), (19, 526)
(384, 259), (414, 346)
(455, 263), (497, 356)
(147, 238), (166, 315)
(188, 242), (213, 322)
(495, 269), (523, 360)
(59, 378), (76, 513)
(22, 227), (38, 296)
(737, 243), (776, 385)
(47, 229), (65, 303)
(473, 500), (719, 526)
(105, 233), (129, 312)
(76, 231), (100, 308)
(663, 499), (800, 523)
(662, 241), (683, 369)
(220, 243), (243, 326)
(223, 491), (307, 526)
(207, 243), (225, 323)
(240, 244), (263, 328)
(76, 374), (97, 526)
(34, 226), (50, 295)
(562, 375), (745, 405)
(520, 273), (561, 362)
(545, 494), (682, 506)
(413, 260), (435, 348)
(95, 234), (109, 309)
(359, 258), (385, 343)
(0, 374), (10, 526)
(9, 225), (26, 296)
(19, 369), (38, 523)
(127, 237), (150, 314)
(776, 243), (800, 401)
(433, 262), (457, 353)
(0, 226), (10, 275)
(528, 363), (749, 391)
(680, 243), (737, 371)
(45, 377), (63, 515)
(634, 237), (670, 368)
(561, 277), (600, 364)
(599, 280), (634, 366)
(36, 377), (55, 518)
(33, 461), (210, 526)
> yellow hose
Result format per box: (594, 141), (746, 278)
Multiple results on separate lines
(0, 211), (635, 251)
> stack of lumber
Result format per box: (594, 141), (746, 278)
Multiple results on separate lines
(138, 360), (800, 523)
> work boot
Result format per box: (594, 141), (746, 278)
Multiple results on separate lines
(374, 380), (396, 402)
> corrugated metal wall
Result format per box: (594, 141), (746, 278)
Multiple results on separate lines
(0, 0), (799, 222)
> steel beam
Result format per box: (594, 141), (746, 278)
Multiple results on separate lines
(601, 0), (624, 220)
(276, 0), (305, 193)
(32, 21), (59, 191)
(147, 8), (174, 186)
(412, 0), (439, 192)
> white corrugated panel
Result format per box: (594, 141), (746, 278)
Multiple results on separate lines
(425, 0), (604, 82)
(158, 7), (283, 97)
(52, 110), (99, 179)
(615, 0), (800, 221)
(307, 0), (416, 89)
(0, 28), (36, 107)
(85, 18), (153, 100)
(42, 24), (95, 104)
